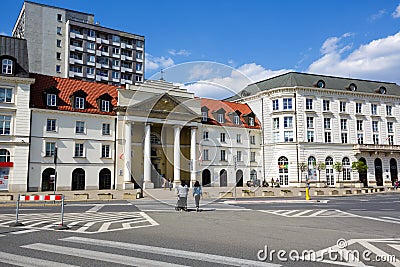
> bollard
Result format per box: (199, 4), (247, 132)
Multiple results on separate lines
(55, 195), (69, 230)
(12, 194), (24, 227)
(305, 188), (310, 201)
(136, 189), (142, 199)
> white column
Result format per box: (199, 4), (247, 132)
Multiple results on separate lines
(124, 121), (132, 185)
(190, 127), (197, 186)
(143, 123), (153, 189)
(174, 125), (182, 185)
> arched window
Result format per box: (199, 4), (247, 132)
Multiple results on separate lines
(0, 149), (10, 162)
(99, 168), (111, 190)
(250, 169), (257, 181)
(72, 168), (85, 190)
(308, 156), (317, 181)
(2, 59), (13, 74)
(325, 156), (334, 186)
(42, 168), (55, 191)
(342, 157), (351, 181)
(278, 156), (289, 185)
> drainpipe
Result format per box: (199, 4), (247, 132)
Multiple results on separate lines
(294, 91), (300, 183)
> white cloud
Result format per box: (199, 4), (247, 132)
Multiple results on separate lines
(145, 53), (174, 71)
(308, 31), (400, 84)
(370, 9), (387, 21)
(392, 4), (400, 18)
(168, 49), (191, 56)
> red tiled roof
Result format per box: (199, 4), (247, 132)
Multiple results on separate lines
(30, 73), (118, 115)
(200, 98), (260, 129)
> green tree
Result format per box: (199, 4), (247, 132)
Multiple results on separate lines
(298, 162), (307, 183)
(316, 162), (326, 183)
(351, 160), (368, 183)
(333, 162), (343, 183)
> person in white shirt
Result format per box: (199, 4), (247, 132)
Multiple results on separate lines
(176, 181), (189, 211)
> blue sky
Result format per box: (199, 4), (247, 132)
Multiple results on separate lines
(2, 0), (400, 98)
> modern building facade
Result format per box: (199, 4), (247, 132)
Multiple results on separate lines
(29, 74), (117, 192)
(0, 35), (35, 192)
(13, 1), (144, 86)
(236, 72), (400, 187)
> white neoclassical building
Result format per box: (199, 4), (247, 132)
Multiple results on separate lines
(235, 72), (400, 187)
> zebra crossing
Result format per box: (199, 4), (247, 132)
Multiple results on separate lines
(0, 211), (158, 233)
(0, 236), (279, 267)
(259, 209), (357, 218)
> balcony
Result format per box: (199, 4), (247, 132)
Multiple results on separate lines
(112, 53), (120, 59)
(126, 44), (133, 49)
(70, 32), (83, 39)
(96, 51), (102, 56)
(136, 46), (144, 51)
(101, 39), (109, 44)
(86, 74), (95, 79)
(69, 58), (83, 65)
(353, 144), (400, 155)
(121, 79), (132, 84)
(121, 67), (132, 73)
(120, 43), (126, 49)
(112, 42), (120, 47)
(101, 51), (110, 57)
(69, 71), (83, 77)
(87, 36), (96, 42)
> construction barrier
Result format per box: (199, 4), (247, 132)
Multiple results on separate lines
(13, 194), (69, 230)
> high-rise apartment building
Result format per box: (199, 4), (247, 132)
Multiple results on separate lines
(12, 1), (144, 86)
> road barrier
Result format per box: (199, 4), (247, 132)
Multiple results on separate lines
(12, 194), (69, 230)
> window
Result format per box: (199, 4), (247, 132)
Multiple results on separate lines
(341, 119), (347, 131)
(45, 142), (56, 157)
(101, 100), (110, 112)
(325, 157), (334, 186)
(136, 40), (143, 48)
(102, 145), (110, 158)
(372, 121), (379, 132)
(220, 150), (226, 161)
(0, 115), (11, 135)
(112, 35), (120, 43)
(307, 131), (314, 142)
(57, 27), (62, 35)
(56, 65), (61, 73)
(201, 111), (208, 122)
(341, 133), (348, 144)
(272, 99), (279, 111)
(57, 14), (62, 21)
(388, 122), (394, 133)
(69, 66), (82, 73)
(136, 76), (143, 82)
(386, 105), (393, 116)
(75, 97), (85, 109)
(283, 98), (292, 110)
(324, 118), (331, 129)
(388, 135), (394, 145)
(273, 118), (279, 129)
(236, 151), (242, 162)
(70, 53), (83, 60)
(357, 120), (363, 131)
(86, 42), (95, 50)
(325, 132), (332, 143)
(220, 132), (226, 142)
(249, 117), (255, 126)
(233, 115), (240, 125)
(373, 134), (379, 145)
(102, 123), (110, 135)
(305, 98), (313, 110)
(357, 133), (364, 144)
(75, 121), (85, 134)
(2, 59), (13, 74)
(0, 88), (13, 103)
(136, 51), (143, 60)
(340, 101), (346, 112)
(112, 59), (120, 67)
(88, 29), (96, 37)
(203, 131), (209, 140)
(87, 67), (95, 75)
(136, 63), (143, 72)
(278, 156), (289, 186)
(88, 55), (95, 62)
(217, 114), (224, 124)
(371, 104), (377, 115)
(284, 116), (293, 128)
(56, 39), (62, 47)
(342, 157), (351, 181)
(0, 149), (10, 162)
(323, 100), (330, 111)
(284, 131), (293, 142)
(250, 152), (256, 162)
(47, 94), (57, 106)
(236, 134), (241, 143)
(250, 135), (255, 145)
(46, 119), (56, 132)
(306, 117), (314, 129)
(112, 71), (119, 79)
(112, 47), (120, 55)
(203, 149), (209, 161)
(56, 52), (61, 60)
(356, 103), (362, 114)
(74, 143), (84, 157)
(273, 132), (280, 142)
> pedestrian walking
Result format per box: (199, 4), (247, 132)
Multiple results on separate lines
(271, 178), (274, 188)
(175, 181), (189, 211)
(168, 179), (172, 191)
(306, 177), (310, 190)
(193, 181), (202, 212)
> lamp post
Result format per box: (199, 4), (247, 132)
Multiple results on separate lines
(53, 146), (58, 195)
(233, 155), (237, 200)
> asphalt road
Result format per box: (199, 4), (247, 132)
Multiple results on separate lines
(0, 193), (398, 266)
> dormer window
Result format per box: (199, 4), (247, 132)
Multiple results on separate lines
(233, 115), (240, 125)
(201, 111), (208, 122)
(249, 117), (255, 126)
(217, 113), (224, 124)
(101, 99), (110, 112)
(315, 80), (325, 88)
(47, 94), (57, 106)
(377, 86), (387, 94)
(347, 83), (357, 91)
(2, 59), (13, 74)
(75, 97), (85, 109)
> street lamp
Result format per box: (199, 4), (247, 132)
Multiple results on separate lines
(233, 155), (237, 200)
(53, 146), (58, 195)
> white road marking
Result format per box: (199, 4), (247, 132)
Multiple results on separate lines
(85, 204), (105, 212)
(22, 243), (188, 267)
(292, 210), (313, 217)
(0, 251), (79, 267)
(381, 216), (400, 222)
(62, 236), (280, 267)
(10, 229), (40, 235)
